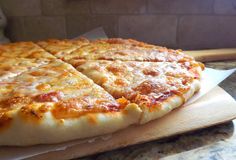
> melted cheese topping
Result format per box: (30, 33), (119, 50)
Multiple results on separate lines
(0, 42), (55, 59)
(0, 57), (49, 81)
(37, 38), (90, 58)
(77, 60), (202, 108)
(0, 60), (120, 130)
(65, 38), (193, 65)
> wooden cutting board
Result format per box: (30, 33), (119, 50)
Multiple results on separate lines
(185, 48), (236, 62)
(29, 86), (236, 160)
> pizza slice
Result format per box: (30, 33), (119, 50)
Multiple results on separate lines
(63, 38), (193, 66)
(37, 38), (90, 59)
(76, 60), (204, 124)
(0, 60), (141, 146)
(0, 57), (49, 81)
(0, 41), (55, 59)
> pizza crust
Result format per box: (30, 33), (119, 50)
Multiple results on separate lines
(0, 79), (200, 146)
(139, 79), (200, 124)
(0, 103), (141, 146)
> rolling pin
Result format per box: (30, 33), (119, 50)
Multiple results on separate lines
(184, 48), (236, 62)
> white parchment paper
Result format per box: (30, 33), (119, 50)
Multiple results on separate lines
(184, 68), (235, 106)
(74, 27), (107, 40)
(0, 28), (235, 160)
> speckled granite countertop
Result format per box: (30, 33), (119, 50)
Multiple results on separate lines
(79, 61), (236, 160)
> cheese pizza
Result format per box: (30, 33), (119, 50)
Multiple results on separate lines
(76, 60), (203, 124)
(0, 38), (204, 146)
(0, 59), (141, 146)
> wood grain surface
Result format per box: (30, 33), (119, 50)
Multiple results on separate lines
(185, 48), (236, 62)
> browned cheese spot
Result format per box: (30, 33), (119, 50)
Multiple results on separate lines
(0, 113), (12, 132)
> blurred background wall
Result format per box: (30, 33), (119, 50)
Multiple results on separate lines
(0, 0), (236, 50)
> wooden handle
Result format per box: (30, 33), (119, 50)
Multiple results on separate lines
(184, 48), (236, 62)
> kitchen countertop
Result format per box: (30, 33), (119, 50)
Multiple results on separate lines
(79, 61), (236, 160)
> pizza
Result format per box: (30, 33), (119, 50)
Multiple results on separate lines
(76, 60), (203, 124)
(0, 38), (204, 146)
(0, 58), (141, 146)
(0, 41), (55, 59)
